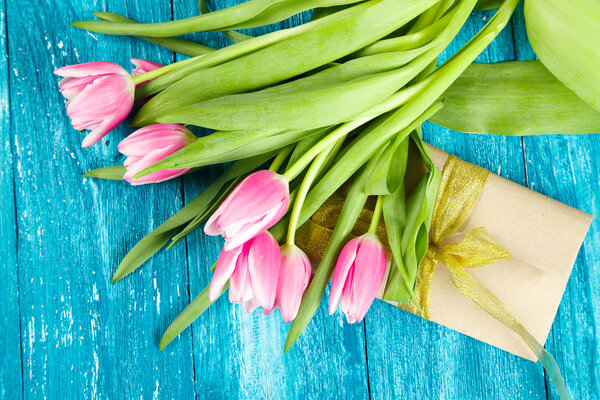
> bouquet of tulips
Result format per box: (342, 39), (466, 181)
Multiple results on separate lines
(55, 1), (599, 397)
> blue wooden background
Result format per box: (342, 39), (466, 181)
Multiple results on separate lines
(1, 1), (599, 399)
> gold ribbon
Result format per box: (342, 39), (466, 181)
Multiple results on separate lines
(403, 155), (568, 400)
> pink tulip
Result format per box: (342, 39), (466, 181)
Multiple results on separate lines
(204, 170), (290, 251)
(55, 61), (135, 148)
(209, 231), (281, 313)
(329, 233), (387, 323)
(276, 245), (312, 322)
(130, 58), (164, 87)
(117, 123), (196, 185)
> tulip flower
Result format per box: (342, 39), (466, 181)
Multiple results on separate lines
(118, 123), (196, 185)
(276, 245), (312, 322)
(329, 233), (387, 324)
(204, 170), (290, 250)
(209, 231), (281, 313)
(55, 61), (135, 147)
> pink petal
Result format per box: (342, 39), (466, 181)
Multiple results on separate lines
(216, 171), (288, 232)
(67, 74), (134, 120)
(205, 171), (289, 248)
(242, 298), (259, 313)
(54, 61), (128, 78)
(229, 245), (254, 303)
(347, 234), (387, 323)
(130, 58), (164, 76)
(276, 246), (312, 322)
(123, 145), (188, 185)
(118, 124), (194, 156)
(81, 98), (133, 148)
(60, 75), (100, 99)
(209, 245), (243, 302)
(328, 236), (360, 315)
(247, 231), (281, 310)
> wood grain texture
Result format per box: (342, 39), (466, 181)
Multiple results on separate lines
(0, 1), (598, 399)
(512, 4), (600, 399)
(0, 0), (23, 398)
(5, 0), (195, 398)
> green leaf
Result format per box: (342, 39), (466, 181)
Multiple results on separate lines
(134, 0), (439, 124)
(156, 0), (476, 131)
(94, 12), (215, 56)
(82, 165), (125, 180)
(525, 0), (600, 111)
(224, 30), (253, 44)
(430, 61), (600, 135)
(382, 189), (411, 303)
(364, 135), (409, 195)
(75, 0), (362, 37)
(137, 126), (330, 177)
(475, 0), (503, 10)
(160, 281), (229, 350)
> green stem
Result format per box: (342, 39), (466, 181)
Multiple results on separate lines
(131, 55), (204, 85)
(283, 118), (368, 182)
(368, 196), (384, 234)
(286, 141), (340, 245)
(269, 145), (294, 172)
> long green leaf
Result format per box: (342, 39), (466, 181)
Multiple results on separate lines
(134, 0), (438, 124)
(83, 165), (125, 180)
(431, 61), (600, 135)
(74, 0), (362, 37)
(155, 0), (475, 131)
(160, 282), (229, 350)
(137, 126), (331, 177)
(525, 0), (600, 111)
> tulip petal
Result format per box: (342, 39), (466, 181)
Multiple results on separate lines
(229, 246), (254, 303)
(54, 61), (128, 78)
(209, 244), (243, 302)
(277, 246), (312, 322)
(242, 298), (259, 313)
(123, 145), (188, 185)
(328, 237), (360, 315)
(130, 58), (164, 76)
(118, 124), (193, 156)
(247, 232), (281, 310)
(67, 74), (134, 120)
(349, 235), (387, 323)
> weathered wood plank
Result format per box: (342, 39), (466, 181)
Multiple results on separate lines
(0, 0), (23, 398)
(6, 0), (196, 398)
(164, 1), (370, 398)
(365, 10), (547, 400)
(513, 4), (600, 399)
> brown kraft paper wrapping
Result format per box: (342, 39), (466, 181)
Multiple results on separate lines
(296, 144), (593, 361)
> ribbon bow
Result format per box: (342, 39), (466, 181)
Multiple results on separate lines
(405, 155), (568, 400)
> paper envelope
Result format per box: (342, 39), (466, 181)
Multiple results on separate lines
(297, 144), (592, 361)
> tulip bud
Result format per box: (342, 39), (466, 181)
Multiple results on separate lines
(54, 61), (135, 147)
(204, 170), (290, 250)
(276, 245), (312, 322)
(329, 233), (387, 323)
(117, 123), (196, 185)
(210, 231), (281, 313)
